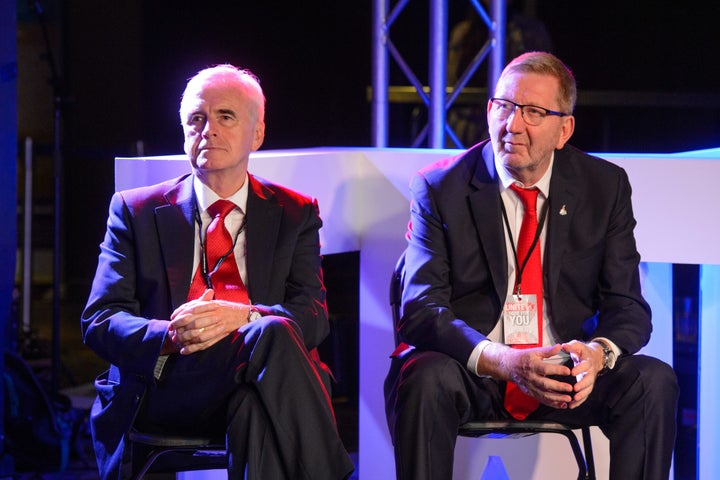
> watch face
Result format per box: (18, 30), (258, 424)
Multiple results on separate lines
(602, 344), (616, 370)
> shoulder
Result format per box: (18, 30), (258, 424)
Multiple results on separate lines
(110, 174), (191, 216)
(557, 145), (627, 176)
(418, 141), (487, 181)
(553, 146), (635, 210)
(415, 140), (492, 184)
(412, 140), (494, 197)
(248, 174), (318, 208)
(115, 175), (190, 205)
(247, 174), (321, 230)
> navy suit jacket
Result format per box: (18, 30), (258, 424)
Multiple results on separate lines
(81, 173), (328, 479)
(397, 140), (652, 366)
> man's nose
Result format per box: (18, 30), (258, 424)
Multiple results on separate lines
(202, 119), (216, 137)
(506, 106), (525, 132)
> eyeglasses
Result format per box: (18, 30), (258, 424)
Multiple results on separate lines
(489, 98), (569, 126)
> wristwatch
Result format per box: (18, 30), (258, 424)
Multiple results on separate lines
(247, 306), (262, 323)
(595, 339), (617, 376)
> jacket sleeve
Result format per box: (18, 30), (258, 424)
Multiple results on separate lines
(399, 171), (486, 365)
(81, 191), (170, 381)
(589, 167), (652, 354)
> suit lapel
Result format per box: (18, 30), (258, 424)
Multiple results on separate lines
(245, 175), (282, 301)
(545, 148), (578, 299)
(468, 142), (508, 304)
(156, 175), (195, 309)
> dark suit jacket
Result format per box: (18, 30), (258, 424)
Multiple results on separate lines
(397, 140), (651, 366)
(81, 173), (328, 479)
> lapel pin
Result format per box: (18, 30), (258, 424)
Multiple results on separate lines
(559, 205), (567, 216)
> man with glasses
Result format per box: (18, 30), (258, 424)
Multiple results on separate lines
(385, 51), (678, 479)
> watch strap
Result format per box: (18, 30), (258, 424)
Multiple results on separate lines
(594, 338), (616, 376)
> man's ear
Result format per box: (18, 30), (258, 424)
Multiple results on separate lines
(252, 121), (265, 151)
(555, 115), (575, 150)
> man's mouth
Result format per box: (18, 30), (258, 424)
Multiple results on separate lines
(503, 140), (523, 152)
(199, 144), (221, 152)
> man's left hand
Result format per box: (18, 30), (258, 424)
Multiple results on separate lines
(169, 289), (252, 354)
(561, 340), (605, 409)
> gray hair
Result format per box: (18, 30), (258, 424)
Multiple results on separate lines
(180, 64), (266, 123)
(499, 51), (577, 114)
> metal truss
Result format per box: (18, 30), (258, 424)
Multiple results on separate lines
(372, 0), (506, 148)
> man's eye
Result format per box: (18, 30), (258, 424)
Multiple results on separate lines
(189, 115), (205, 124)
(524, 107), (544, 118)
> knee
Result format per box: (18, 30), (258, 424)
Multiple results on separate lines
(385, 351), (470, 441)
(636, 355), (679, 399)
(619, 355), (679, 408)
(243, 315), (303, 345)
(395, 351), (463, 403)
(235, 316), (309, 381)
(253, 315), (295, 331)
(237, 316), (306, 364)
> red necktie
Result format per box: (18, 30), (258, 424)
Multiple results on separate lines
(187, 200), (250, 304)
(504, 184), (543, 420)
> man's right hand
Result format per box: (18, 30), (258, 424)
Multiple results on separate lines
(478, 343), (575, 409)
(167, 289), (252, 355)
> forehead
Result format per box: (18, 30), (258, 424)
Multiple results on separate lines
(495, 72), (561, 106)
(181, 79), (252, 116)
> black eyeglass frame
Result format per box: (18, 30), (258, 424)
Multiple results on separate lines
(489, 97), (570, 125)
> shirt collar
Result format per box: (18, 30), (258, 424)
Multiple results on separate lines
(495, 152), (554, 198)
(192, 173), (250, 214)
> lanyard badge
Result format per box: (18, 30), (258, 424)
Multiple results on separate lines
(503, 293), (540, 345)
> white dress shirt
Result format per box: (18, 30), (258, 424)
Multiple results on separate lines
(192, 174), (249, 289)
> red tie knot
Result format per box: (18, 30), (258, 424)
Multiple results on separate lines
(208, 199), (236, 219)
(509, 184), (539, 211)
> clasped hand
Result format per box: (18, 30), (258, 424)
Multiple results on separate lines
(483, 341), (605, 410)
(165, 289), (252, 355)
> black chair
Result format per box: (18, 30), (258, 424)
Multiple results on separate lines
(128, 430), (226, 479)
(389, 251), (596, 480)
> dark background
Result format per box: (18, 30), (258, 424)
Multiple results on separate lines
(16, 0), (720, 299)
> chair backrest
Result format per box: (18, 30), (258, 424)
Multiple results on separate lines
(389, 249), (407, 346)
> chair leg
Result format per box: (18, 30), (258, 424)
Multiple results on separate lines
(581, 427), (596, 480)
(133, 448), (167, 480)
(555, 430), (589, 480)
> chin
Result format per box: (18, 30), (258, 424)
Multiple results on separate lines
(500, 152), (529, 168)
(196, 151), (225, 167)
